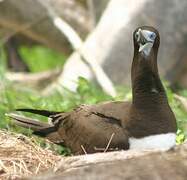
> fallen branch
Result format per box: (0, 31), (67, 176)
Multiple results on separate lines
(38, 0), (116, 97)
(6, 69), (61, 88)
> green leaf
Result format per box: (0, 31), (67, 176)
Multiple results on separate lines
(176, 129), (186, 144)
(19, 46), (66, 72)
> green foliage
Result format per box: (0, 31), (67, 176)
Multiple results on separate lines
(176, 129), (186, 144)
(164, 84), (187, 143)
(166, 87), (187, 138)
(76, 77), (113, 104)
(19, 46), (67, 72)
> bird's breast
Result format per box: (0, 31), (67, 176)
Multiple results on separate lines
(129, 133), (176, 151)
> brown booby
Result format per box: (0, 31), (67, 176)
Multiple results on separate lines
(7, 26), (177, 154)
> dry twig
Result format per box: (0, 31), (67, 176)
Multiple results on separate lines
(0, 130), (61, 179)
(104, 133), (115, 152)
(81, 145), (88, 155)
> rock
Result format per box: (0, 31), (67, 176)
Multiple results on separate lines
(26, 142), (187, 180)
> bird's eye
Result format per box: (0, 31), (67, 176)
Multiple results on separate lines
(149, 32), (156, 40)
(135, 32), (139, 41)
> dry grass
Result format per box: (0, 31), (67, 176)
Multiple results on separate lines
(0, 130), (62, 179)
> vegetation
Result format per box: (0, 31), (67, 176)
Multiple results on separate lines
(0, 45), (186, 155)
(19, 46), (67, 72)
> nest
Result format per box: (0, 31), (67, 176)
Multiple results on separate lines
(0, 130), (62, 179)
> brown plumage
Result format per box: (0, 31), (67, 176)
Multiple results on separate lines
(7, 26), (177, 154)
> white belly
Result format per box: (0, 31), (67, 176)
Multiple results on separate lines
(129, 133), (176, 151)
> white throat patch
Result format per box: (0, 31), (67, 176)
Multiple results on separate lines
(129, 133), (176, 151)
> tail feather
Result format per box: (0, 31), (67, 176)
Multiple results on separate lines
(16, 108), (60, 117)
(6, 113), (52, 131)
(6, 110), (64, 144)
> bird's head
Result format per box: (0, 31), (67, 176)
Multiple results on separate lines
(133, 26), (160, 58)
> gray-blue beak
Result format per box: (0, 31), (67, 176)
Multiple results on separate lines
(136, 29), (156, 56)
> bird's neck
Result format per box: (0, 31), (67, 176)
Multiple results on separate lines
(131, 53), (167, 108)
